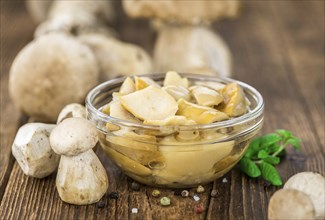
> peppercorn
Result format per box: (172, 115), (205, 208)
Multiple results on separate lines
(152, 189), (161, 197)
(173, 189), (182, 196)
(108, 192), (119, 199)
(96, 200), (106, 208)
(181, 190), (189, 197)
(194, 204), (204, 214)
(131, 182), (140, 191)
(160, 197), (171, 206)
(196, 185), (205, 193)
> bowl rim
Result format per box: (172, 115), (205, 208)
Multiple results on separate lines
(86, 73), (264, 131)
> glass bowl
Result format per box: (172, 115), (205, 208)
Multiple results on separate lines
(86, 73), (264, 188)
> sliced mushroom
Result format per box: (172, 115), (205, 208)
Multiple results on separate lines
(190, 85), (224, 107)
(57, 103), (86, 124)
(217, 82), (248, 117)
(284, 172), (325, 219)
(101, 146), (152, 177)
(50, 117), (108, 205)
(194, 81), (226, 91)
(109, 99), (141, 123)
(11, 123), (59, 178)
(268, 189), (316, 220)
(120, 85), (178, 121)
(119, 77), (136, 95)
(177, 99), (229, 124)
(144, 115), (196, 126)
(162, 85), (191, 101)
(163, 71), (189, 88)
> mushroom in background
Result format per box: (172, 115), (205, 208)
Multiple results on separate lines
(284, 172), (325, 219)
(26, 0), (53, 24)
(123, 0), (240, 77)
(268, 172), (325, 219)
(34, 0), (115, 38)
(50, 118), (108, 205)
(9, 33), (99, 122)
(56, 103), (86, 124)
(78, 33), (153, 81)
(29, 0), (153, 81)
(11, 123), (59, 178)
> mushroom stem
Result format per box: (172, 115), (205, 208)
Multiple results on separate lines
(56, 149), (108, 205)
(153, 25), (232, 77)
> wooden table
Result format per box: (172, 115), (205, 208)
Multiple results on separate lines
(0, 1), (324, 219)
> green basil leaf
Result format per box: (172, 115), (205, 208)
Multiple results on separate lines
(260, 133), (282, 147)
(257, 150), (269, 159)
(268, 143), (282, 154)
(286, 138), (302, 150)
(244, 138), (262, 158)
(276, 129), (292, 140)
(262, 156), (280, 165)
(239, 158), (261, 178)
(259, 161), (283, 186)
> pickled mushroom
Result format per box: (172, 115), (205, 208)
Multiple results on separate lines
(190, 85), (224, 107)
(218, 82), (248, 117)
(162, 85), (191, 101)
(120, 85), (178, 121)
(177, 99), (229, 124)
(163, 71), (189, 88)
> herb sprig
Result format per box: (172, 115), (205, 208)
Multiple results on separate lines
(239, 129), (302, 186)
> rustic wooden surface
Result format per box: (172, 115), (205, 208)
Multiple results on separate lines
(0, 1), (324, 219)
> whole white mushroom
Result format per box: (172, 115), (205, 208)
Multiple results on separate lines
(9, 33), (99, 122)
(50, 117), (108, 205)
(284, 172), (325, 219)
(56, 103), (86, 124)
(12, 123), (59, 178)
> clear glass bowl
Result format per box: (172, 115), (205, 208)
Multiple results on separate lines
(86, 73), (264, 188)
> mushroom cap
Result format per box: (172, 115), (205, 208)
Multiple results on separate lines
(9, 33), (99, 122)
(57, 103), (86, 124)
(284, 172), (325, 218)
(268, 189), (316, 220)
(50, 118), (98, 156)
(78, 33), (153, 81)
(123, 0), (240, 25)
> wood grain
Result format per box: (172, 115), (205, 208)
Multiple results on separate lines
(0, 1), (324, 220)
(0, 2), (34, 199)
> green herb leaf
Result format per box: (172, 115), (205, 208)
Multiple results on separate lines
(262, 156), (280, 165)
(257, 150), (269, 159)
(276, 129), (292, 140)
(260, 133), (282, 147)
(244, 138), (262, 158)
(239, 129), (301, 186)
(239, 158), (261, 178)
(259, 161), (283, 186)
(286, 137), (302, 150)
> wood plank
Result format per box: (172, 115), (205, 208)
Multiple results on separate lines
(0, 1), (324, 220)
(206, 1), (324, 219)
(0, 2), (34, 199)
